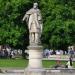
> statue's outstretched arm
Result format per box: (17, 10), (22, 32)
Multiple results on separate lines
(22, 14), (28, 21)
(22, 9), (32, 22)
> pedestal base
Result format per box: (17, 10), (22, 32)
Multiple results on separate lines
(25, 45), (44, 75)
(24, 68), (46, 75)
(28, 45), (43, 69)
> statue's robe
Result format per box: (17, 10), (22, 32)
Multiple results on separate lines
(26, 8), (42, 33)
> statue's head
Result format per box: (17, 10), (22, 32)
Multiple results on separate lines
(33, 3), (38, 9)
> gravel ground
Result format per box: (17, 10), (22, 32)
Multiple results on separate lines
(0, 73), (24, 75)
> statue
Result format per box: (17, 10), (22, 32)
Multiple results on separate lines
(22, 3), (43, 45)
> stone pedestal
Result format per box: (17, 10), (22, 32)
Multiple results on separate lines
(25, 68), (45, 75)
(24, 45), (45, 75)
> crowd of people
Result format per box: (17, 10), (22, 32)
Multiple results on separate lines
(0, 49), (16, 59)
(0, 45), (22, 59)
(43, 48), (75, 58)
(43, 48), (75, 69)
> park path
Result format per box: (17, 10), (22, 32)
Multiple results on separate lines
(0, 73), (23, 75)
(0, 68), (75, 75)
(43, 55), (75, 61)
(0, 68), (24, 75)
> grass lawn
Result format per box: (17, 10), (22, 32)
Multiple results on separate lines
(43, 60), (67, 68)
(0, 59), (75, 68)
(0, 59), (28, 68)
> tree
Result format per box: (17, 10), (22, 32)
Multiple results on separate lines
(0, 0), (75, 51)
(40, 0), (75, 50)
(0, 0), (32, 49)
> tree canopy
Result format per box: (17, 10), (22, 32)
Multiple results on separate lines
(0, 0), (75, 50)
(0, 0), (31, 49)
(40, 0), (75, 50)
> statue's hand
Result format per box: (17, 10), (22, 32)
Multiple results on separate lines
(22, 18), (25, 22)
(22, 14), (27, 22)
(22, 15), (29, 22)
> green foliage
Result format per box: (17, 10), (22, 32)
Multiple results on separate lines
(0, 0), (75, 50)
(0, 0), (31, 48)
(40, 0), (75, 49)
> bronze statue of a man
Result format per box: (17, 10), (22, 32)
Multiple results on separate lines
(22, 3), (43, 45)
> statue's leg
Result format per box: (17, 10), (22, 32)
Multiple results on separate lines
(32, 33), (35, 43)
(35, 33), (39, 44)
(36, 33), (41, 44)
